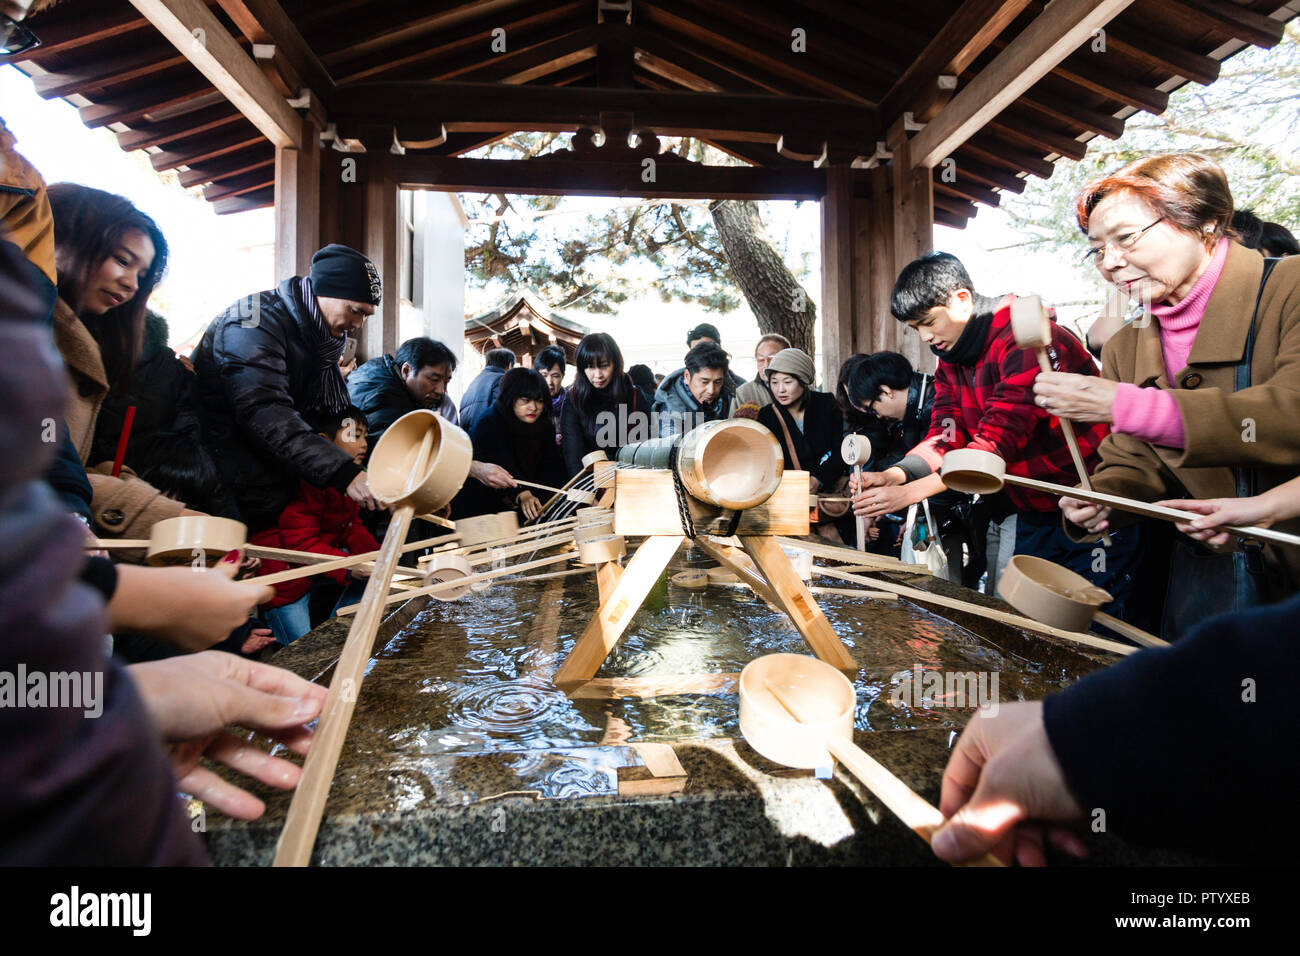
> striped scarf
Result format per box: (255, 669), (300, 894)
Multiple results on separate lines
(297, 277), (348, 414)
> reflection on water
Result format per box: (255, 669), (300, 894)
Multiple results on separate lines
(351, 547), (1088, 759)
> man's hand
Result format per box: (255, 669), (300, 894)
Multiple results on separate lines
(1032, 372), (1118, 423)
(346, 471), (382, 510)
(1059, 496), (1111, 534)
(518, 490), (542, 521)
(934, 701), (1089, 867)
(469, 460), (516, 489)
(108, 552), (273, 652)
(128, 651), (327, 820)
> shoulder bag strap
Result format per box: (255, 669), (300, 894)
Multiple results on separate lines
(773, 405), (802, 472)
(1235, 258), (1279, 500)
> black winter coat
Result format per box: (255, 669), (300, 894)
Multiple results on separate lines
(757, 389), (845, 491)
(348, 354), (418, 462)
(192, 277), (362, 531)
(452, 405), (566, 518)
(459, 365), (505, 437)
(560, 375), (646, 477)
(90, 311), (200, 467)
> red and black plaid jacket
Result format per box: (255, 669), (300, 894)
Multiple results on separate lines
(905, 295), (1108, 513)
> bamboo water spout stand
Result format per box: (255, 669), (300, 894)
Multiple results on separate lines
(552, 420), (856, 696)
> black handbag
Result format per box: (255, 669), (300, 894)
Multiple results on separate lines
(1161, 258), (1280, 640)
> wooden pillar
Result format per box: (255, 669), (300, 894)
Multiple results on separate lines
(819, 163), (856, 387)
(886, 120), (936, 372)
(362, 153), (399, 362)
(273, 114), (321, 281)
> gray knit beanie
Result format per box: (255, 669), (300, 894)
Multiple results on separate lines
(767, 348), (816, 388)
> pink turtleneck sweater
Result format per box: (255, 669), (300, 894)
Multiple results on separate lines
(1111, 239), (1230, 448)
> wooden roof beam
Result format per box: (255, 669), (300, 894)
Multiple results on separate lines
(11, 3), (151, 60)
(1101, 23), (1220, 85)
(31, 44), (188, 99)
(213, 188), (273, 215)
(1049, 50), (1170, 114)
(328, 1), (582, 83)
(78, 71), (220, 129)
(638, 0), (883, 104)
(1156, 0), (1286, 49)
(961, 135), (1055, 180)
(116, 104), (243, 151)
(783, 0), (931, 55)
(150, 123), (264, 171)
(215, 0), (337, 101)
(909, 0), (1137, 169)
(432, 23), (603, 84)
(935, 177), (1002, 209)
(125, 0), (304, 148)
(332, 82), (880, 145)
(391, 153), (826, 201)
(880, 0), (1034, 125)
(626, 24), (809, 95)
(314, 0), (543, 64)
(1017, 86), (1126, 139)
(944, 155), (1028, 194)
(178, 151), (274, 188)
(986, 115), (1086, 162)
(203, 167), (276, 201)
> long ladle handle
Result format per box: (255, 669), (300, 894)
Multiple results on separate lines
(762, 679), (1003, 867)
(274, 426), (436, 866)
(1036, 348), (1111, 546)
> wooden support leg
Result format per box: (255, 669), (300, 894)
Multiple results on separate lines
(553, 534), (683, 691)
(596, 560), (624, 604)
(692, 536), (784, 612)
(739, 535), (857, 675)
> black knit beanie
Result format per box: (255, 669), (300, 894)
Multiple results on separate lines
(309, 244), (382, 305)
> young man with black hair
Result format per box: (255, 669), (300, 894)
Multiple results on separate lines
(653, 341), (735, 436)
(684, 322), (745, 389)
(460, 347), (516, 436)
(847, 351), (985, 587)
(852, 252), (1141, 610)
(348, 335), (459, 460)
(534, 344), (567, 444)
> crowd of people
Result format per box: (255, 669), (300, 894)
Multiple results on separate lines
(3, 48), (1299, 869)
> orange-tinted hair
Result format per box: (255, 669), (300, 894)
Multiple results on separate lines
(1075, 153), (1236, 249)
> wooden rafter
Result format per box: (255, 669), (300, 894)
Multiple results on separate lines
(117, 103), (244, 150)
(125, 0), (304, 148)
(908, 0), (1138, 169)
(879, 0), (1034, 125)
(216, 0), (337, 101)
(1155, 0), (1286, 49)
(150, 123), (264, 170)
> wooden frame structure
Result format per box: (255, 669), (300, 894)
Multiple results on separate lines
(15, 0), (1297, 374)
(464, 285), (590, 366)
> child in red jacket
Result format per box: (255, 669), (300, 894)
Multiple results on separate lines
(251, 405), (379, 645)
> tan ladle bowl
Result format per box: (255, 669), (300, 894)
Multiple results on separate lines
(739, 654), (1002, 866)
(143, 515), (247, 566)
(420, 554), (474, 601)
(998, 555), (1167, 647)
(368, 409), (473, 513)
(939, 448), (1300, 549)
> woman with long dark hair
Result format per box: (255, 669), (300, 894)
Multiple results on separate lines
(560, 332), (646, 475)
(454, 367), (566, 519)
(47, 183), (196, 538)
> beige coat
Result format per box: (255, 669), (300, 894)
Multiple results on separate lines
(1079, 242), (1300, 589)
(52, 298), (187, 539)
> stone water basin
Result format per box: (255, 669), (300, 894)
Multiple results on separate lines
(204, 541), (1202, 866)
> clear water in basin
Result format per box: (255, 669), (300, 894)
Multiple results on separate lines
(324, 542), (1091, 762)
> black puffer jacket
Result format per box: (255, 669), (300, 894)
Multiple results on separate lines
(90, 311), (200, 463)
(348, 354), (419, 461)
(192, 277), (361, 531)
(757, 389), (845, 491)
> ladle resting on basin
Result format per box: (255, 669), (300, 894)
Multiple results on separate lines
(739, 654), (1003, 867)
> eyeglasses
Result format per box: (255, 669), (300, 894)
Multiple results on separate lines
(1081, 217), (1164, 265)
(1, 15), (40, 57)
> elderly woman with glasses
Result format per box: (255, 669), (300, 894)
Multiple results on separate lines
(1033, 153), (1300, 636)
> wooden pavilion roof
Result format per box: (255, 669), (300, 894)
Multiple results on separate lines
(464, 285), (589, 364)
(11, 0), (1298, 227)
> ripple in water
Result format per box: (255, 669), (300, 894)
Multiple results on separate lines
(446, 679), (564, 735)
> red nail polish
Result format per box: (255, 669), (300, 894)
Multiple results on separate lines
(221, 549), (242, 564)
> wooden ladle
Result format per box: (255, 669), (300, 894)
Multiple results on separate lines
(940, 448), (1300, 548)
(1011, 295), (1109, 544)
(274, 409), (471, 867)
(841, 434), (872, 551)
(738, 654), (1003, 867)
